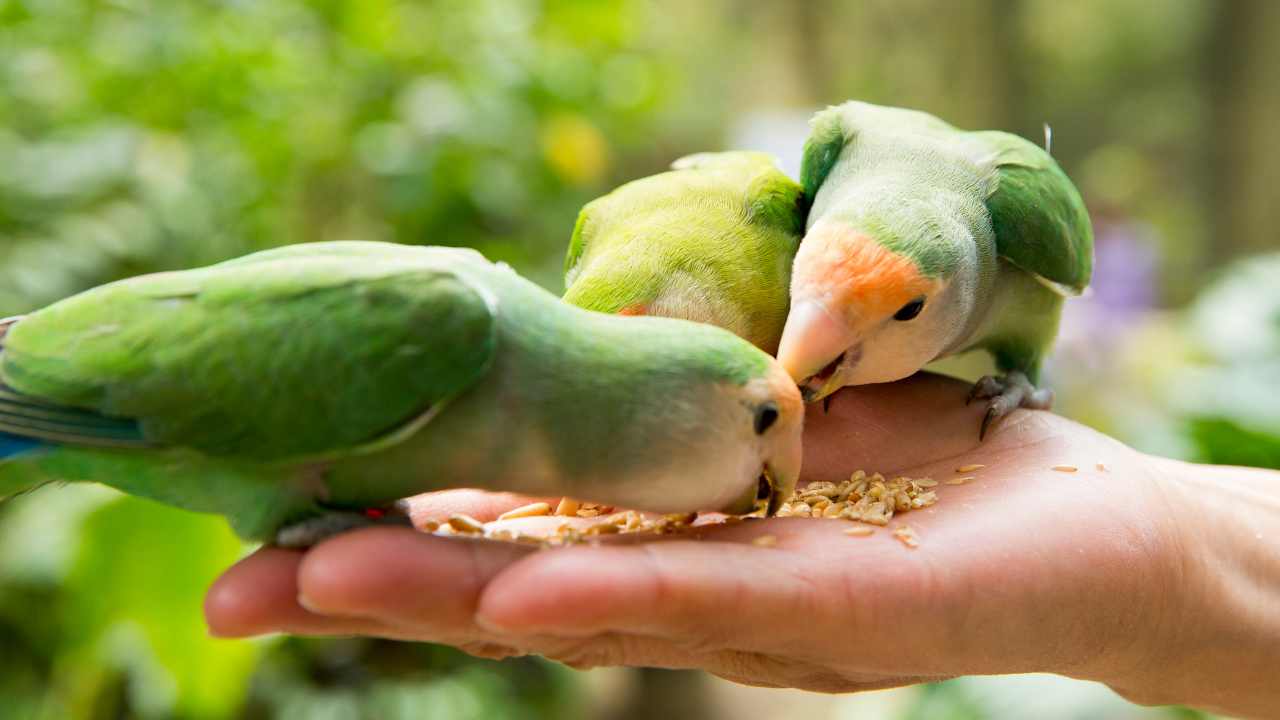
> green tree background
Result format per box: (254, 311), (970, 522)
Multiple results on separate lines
(0, 1), (1276, 718)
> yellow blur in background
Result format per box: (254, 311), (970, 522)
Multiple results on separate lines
(1, 1), (1277, 718)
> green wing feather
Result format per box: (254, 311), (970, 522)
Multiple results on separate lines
(564, 207), (592, 287)
(799, 107), (849, 204)
(974, 131), (1094, 295)
(0, 247), (497, 460)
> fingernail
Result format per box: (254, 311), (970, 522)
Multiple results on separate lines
(474, 612), (512, 634)
(297, 592), (323, 614)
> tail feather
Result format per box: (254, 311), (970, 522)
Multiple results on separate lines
(0, 385), (148, 447)
(0, 430), (51, 500)
(0, 318), (147, 448)
(0, 433), (43, 458)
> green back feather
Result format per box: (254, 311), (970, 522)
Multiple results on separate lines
(799, 107), (848, 204)
(563, 151), (804, 351)
(802, 102), (1092, 294)
(0, 245), (497, 460)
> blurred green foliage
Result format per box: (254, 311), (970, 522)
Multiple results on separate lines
(0, 0), (1276, 718)
(0, 0), (695, 314)
(1180, 253), (1280, 469)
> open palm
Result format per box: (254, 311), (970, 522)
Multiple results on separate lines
(205, 373), (1185, 705)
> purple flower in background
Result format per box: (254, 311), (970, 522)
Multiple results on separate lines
(1051, 215), (1160, 376)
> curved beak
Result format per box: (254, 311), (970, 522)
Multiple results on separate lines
(761, 451), (799, 515)
(721, 460), (798, 518)
(777, 299), (855, 402)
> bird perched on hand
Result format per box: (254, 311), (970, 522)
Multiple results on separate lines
(0, 242), (803, 545)
(777, 101), (1093, 438)
(562, 151), (805, 354)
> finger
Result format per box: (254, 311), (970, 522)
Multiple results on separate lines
(802, 372), (998, 482)
(474, 532), (820, 655)
(205, 547), (397, 638)
(504, 629), (939, 694)
(295, 526), (536, 644)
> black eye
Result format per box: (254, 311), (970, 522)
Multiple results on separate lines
(754, 402), (779, 435)
(894, 298), (925, 321)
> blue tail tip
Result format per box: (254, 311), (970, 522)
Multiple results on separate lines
(0, 433), (45, 459)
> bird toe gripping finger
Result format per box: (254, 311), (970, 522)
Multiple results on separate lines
(275, 506), (413, 548)
(979, 391), (1022, 440)
(971, 371), (1053, 440)
(966, 375), (1004, 405)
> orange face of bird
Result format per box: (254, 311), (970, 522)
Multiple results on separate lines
(791, 224), (937, 321)
(778, 222), (944, 398)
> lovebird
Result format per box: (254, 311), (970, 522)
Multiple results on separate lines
(562, 151), (805, 354)
(777, 101), (1093, 437)
(0, 242), (803, 545)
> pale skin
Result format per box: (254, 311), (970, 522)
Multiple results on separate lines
(205, 373), (1280, 719)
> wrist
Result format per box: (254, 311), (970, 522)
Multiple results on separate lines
(1101, 456), (1280, 716)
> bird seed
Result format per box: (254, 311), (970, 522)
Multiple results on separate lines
(554, 498), (581, 516)
(447, 514), (485, 534)
(497, 502), (552, 520)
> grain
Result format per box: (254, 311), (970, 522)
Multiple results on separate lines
(892, 524), (920, 549)
(497, 502), (552, 520)
(431, 466), (948, 548)
(447, 514), (485, 534)
(1096, 462), (1108, 472)
(1051, 465), (1078, 473)
(776, 501), (812, 518)
(956, 464), (986, 473)
(554, 498), (581, 516)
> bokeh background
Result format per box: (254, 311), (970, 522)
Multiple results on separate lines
(1, 0), (1277, 718)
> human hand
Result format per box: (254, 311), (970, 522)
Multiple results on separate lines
(205, 373), (1277, 717)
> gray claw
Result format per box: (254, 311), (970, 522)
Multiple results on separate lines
(275, 507), (412, 548)
(967, 375), (1003, 405)
(969, 371), (1054, 440)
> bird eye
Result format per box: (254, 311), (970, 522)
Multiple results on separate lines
(894, 298), (926, 321)
(754, 402), (779, 435)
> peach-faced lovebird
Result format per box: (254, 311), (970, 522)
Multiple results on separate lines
(562, 152), (805, 353)
(778, 102), (1093, 438)
(0, 242), (802, 545)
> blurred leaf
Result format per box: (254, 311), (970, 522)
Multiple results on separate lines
(58, 496), (259, 719)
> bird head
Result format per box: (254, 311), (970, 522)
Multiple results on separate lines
(777, 221), (957, 402)
(717, 358), (804, 515)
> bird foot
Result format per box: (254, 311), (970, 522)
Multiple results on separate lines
(966, 371), (1053, 440)
(275, 502), (412, 548)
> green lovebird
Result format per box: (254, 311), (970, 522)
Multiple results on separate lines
(777, 101), (1093, 437)
(0, 242), (803, 545)
(562, 151), (805, 354)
